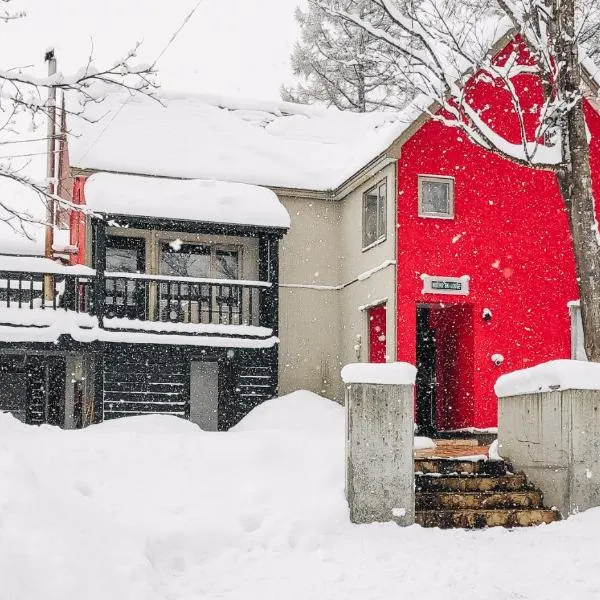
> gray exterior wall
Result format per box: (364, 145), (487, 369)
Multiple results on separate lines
(499, 389), (600, 516)
(338, 165), (397, 374)
(277, 162), (397, 402)
(278, 195), (342, 399)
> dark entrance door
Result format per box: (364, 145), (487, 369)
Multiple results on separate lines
(416, 305), (437, 435)
(416, 304), (475, 434)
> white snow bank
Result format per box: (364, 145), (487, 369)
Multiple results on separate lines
(85, 173), (291, 229)
(414, 436), (436, 450)
(2, 391), (600, 599)
(495, 359), (600, 397)
(341, 362), (417, 385)
(489, 439), (503, 461)
(233, 390), (344, 436)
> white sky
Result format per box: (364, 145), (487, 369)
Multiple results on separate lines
(0, 0), (305, 253)
(0, 0), (303, 99)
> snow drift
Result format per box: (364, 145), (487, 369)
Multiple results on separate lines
(1, 390), (599, 599)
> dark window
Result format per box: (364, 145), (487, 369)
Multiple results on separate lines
(105, 237), (146, 318)
(106, 236), (145, 273)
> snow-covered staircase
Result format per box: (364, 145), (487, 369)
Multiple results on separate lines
(415, 458), (560, 528)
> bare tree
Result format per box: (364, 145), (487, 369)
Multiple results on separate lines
(322, 0), (600, 360)
(0, 1), (158, 237)
(282, 0), (412, 111)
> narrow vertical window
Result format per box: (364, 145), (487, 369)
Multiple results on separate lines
(362, 179), (387, 249)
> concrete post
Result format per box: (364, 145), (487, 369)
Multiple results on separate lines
(496, 360), (600, 517)
(64, 354), (83, 429)
(341, 362), (416, 526)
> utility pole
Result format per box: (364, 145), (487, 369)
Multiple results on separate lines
(44, 49), (57, 301)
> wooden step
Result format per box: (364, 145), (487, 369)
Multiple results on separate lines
(414, 458), (507, 476)
(416, 490), (543, 511)
(416, 473), (527, 493)
(416, 508), (559, 529)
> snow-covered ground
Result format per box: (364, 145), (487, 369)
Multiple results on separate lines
(1, 391), (599, 599)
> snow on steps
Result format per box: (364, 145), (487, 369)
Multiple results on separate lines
(415, 458), (561, 529)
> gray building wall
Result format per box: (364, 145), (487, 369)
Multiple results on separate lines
(499, 388), (600, 516)
(277, 162), (397, 402)
(338, 164), (397, 374)
(278, 195), (342, 399)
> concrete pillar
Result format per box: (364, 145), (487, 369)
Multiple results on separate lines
(341, 362), (416, 526)
(496, 360), (600, 517)
(64, 354), (83, 429)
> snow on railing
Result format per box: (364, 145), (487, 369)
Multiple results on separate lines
(0, 266), (276, 332)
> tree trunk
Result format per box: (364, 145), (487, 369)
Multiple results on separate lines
(556, 0), (600, 361)
(558, 102), (600, 362)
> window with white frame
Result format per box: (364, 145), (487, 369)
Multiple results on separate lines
(418, 175), (454, 218)
(362, 180), (387, 249)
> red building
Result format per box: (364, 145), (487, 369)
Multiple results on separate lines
(394, 36), (600, 433)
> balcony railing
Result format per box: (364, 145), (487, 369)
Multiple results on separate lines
(0, 269), (274, 333)
(103, 272), (269, 327)
(0, 270), (94, 313)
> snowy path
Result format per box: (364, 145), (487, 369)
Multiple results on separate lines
(1, 391), (599, 599)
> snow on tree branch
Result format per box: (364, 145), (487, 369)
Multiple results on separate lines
(319, 0), (600, 169)
(0, 1), (160, 234)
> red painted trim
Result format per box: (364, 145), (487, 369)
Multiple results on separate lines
(70, 176), (87, 265)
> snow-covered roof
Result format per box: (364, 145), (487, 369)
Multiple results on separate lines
(0, 255), (94, 275)
(70, 92), (415, 192)
(85, 173), (291, 229)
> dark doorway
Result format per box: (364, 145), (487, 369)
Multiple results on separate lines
(416, 304), (475, 434)
(416, 306), (437, 436)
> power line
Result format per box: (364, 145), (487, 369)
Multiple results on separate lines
(77, 0), (204, 163)
(152, 0), (205, 67)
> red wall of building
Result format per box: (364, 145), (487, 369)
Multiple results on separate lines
(368, 304), (387, 363)
(396, 48), (600, 427)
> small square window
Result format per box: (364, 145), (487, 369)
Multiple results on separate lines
(362, 180), (387, 249)
(418, 175), (454, 219)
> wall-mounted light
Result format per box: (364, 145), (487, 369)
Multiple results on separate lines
(491, 353), (504, 367)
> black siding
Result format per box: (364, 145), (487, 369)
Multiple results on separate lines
(99, 343), (277, 429)
(102, 345), (189, 420)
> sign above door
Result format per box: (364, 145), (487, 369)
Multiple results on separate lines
(420, 274), (470, 296)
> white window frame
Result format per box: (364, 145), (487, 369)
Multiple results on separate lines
(362, 179), (387, 250)
(418, 175), (455, 219)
